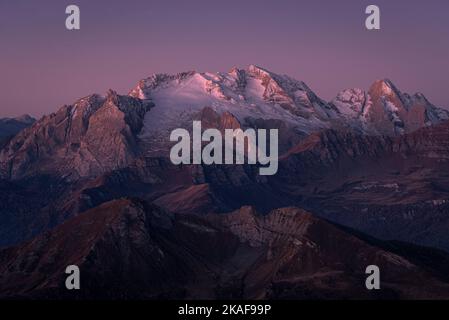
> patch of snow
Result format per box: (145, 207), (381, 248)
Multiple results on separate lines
(384, 101), (400, 122)
(332, 88), (366, 120)
(138, 70), (329, 143)
(71, 105), (78, 118)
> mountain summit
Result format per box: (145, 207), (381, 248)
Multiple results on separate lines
(130, 65), (448, 140)
(1, 66), (447, 181)
(2, 67), (449, 300)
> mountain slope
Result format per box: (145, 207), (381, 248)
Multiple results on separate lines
(3, 119), (449, 251)
(272, 120), (449, 251)
(331, 79), (449, 135)
(131, 66), (447, 145)
(1, 65), (449, 273)
(1, 66), (447, 180)
(1, 198), (449, 299)
(0, 91), (152, 180)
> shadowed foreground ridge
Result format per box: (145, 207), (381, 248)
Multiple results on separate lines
(1, 198), (449, 300)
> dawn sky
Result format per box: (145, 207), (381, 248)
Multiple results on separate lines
(1, 0), (449, 117)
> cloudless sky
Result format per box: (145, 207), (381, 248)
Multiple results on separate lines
(1, 0), (449, 117)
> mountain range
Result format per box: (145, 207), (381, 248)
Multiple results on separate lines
(1, 65), (449, 299)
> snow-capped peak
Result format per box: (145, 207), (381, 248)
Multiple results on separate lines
(126, 66), (448, 142)
(332, 88), (368, 119)
(133, 66), (342, 150)
(247, 64), (273, 78)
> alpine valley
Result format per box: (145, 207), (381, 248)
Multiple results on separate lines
(1, 65), (449, 299)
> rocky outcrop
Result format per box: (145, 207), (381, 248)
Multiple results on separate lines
(1, 199), (449, 299)
(0, 91), (152, 180)
(2, 66), (447, 181)
(2, 66), (449, 301)
(331, 79), (449, 136)
(271, 120), (449, 251)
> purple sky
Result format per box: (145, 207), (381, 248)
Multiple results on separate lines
(1, 0), (449, 118)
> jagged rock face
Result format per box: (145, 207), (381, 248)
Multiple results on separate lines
(245, 65), (338, 120)
(271, 120), (449, 251)
(1, 65), (449, 300)
(396, 118), (449, 159)
(368, 80), (413, 135)
(1, 66), (447, 179)
(0, 91), (152, 180)
(195, 106), (241, 131)
(331, 80), (449, 136)
(131, 66), (448, 145)
(330, 88), (371, 131)
(3, 119), (449, 251)
(1, 199), (449, 299)
(133, 65), (341, 152)
(279, 119), (449, 171)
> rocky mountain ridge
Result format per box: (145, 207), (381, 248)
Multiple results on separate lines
(2, 198), (449, 299)
(1, 65), (447, 181)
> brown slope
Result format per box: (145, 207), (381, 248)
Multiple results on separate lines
(272, 120), (449, 251)
(1, 199), (449, 299)
(0, 91), (152, 181)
